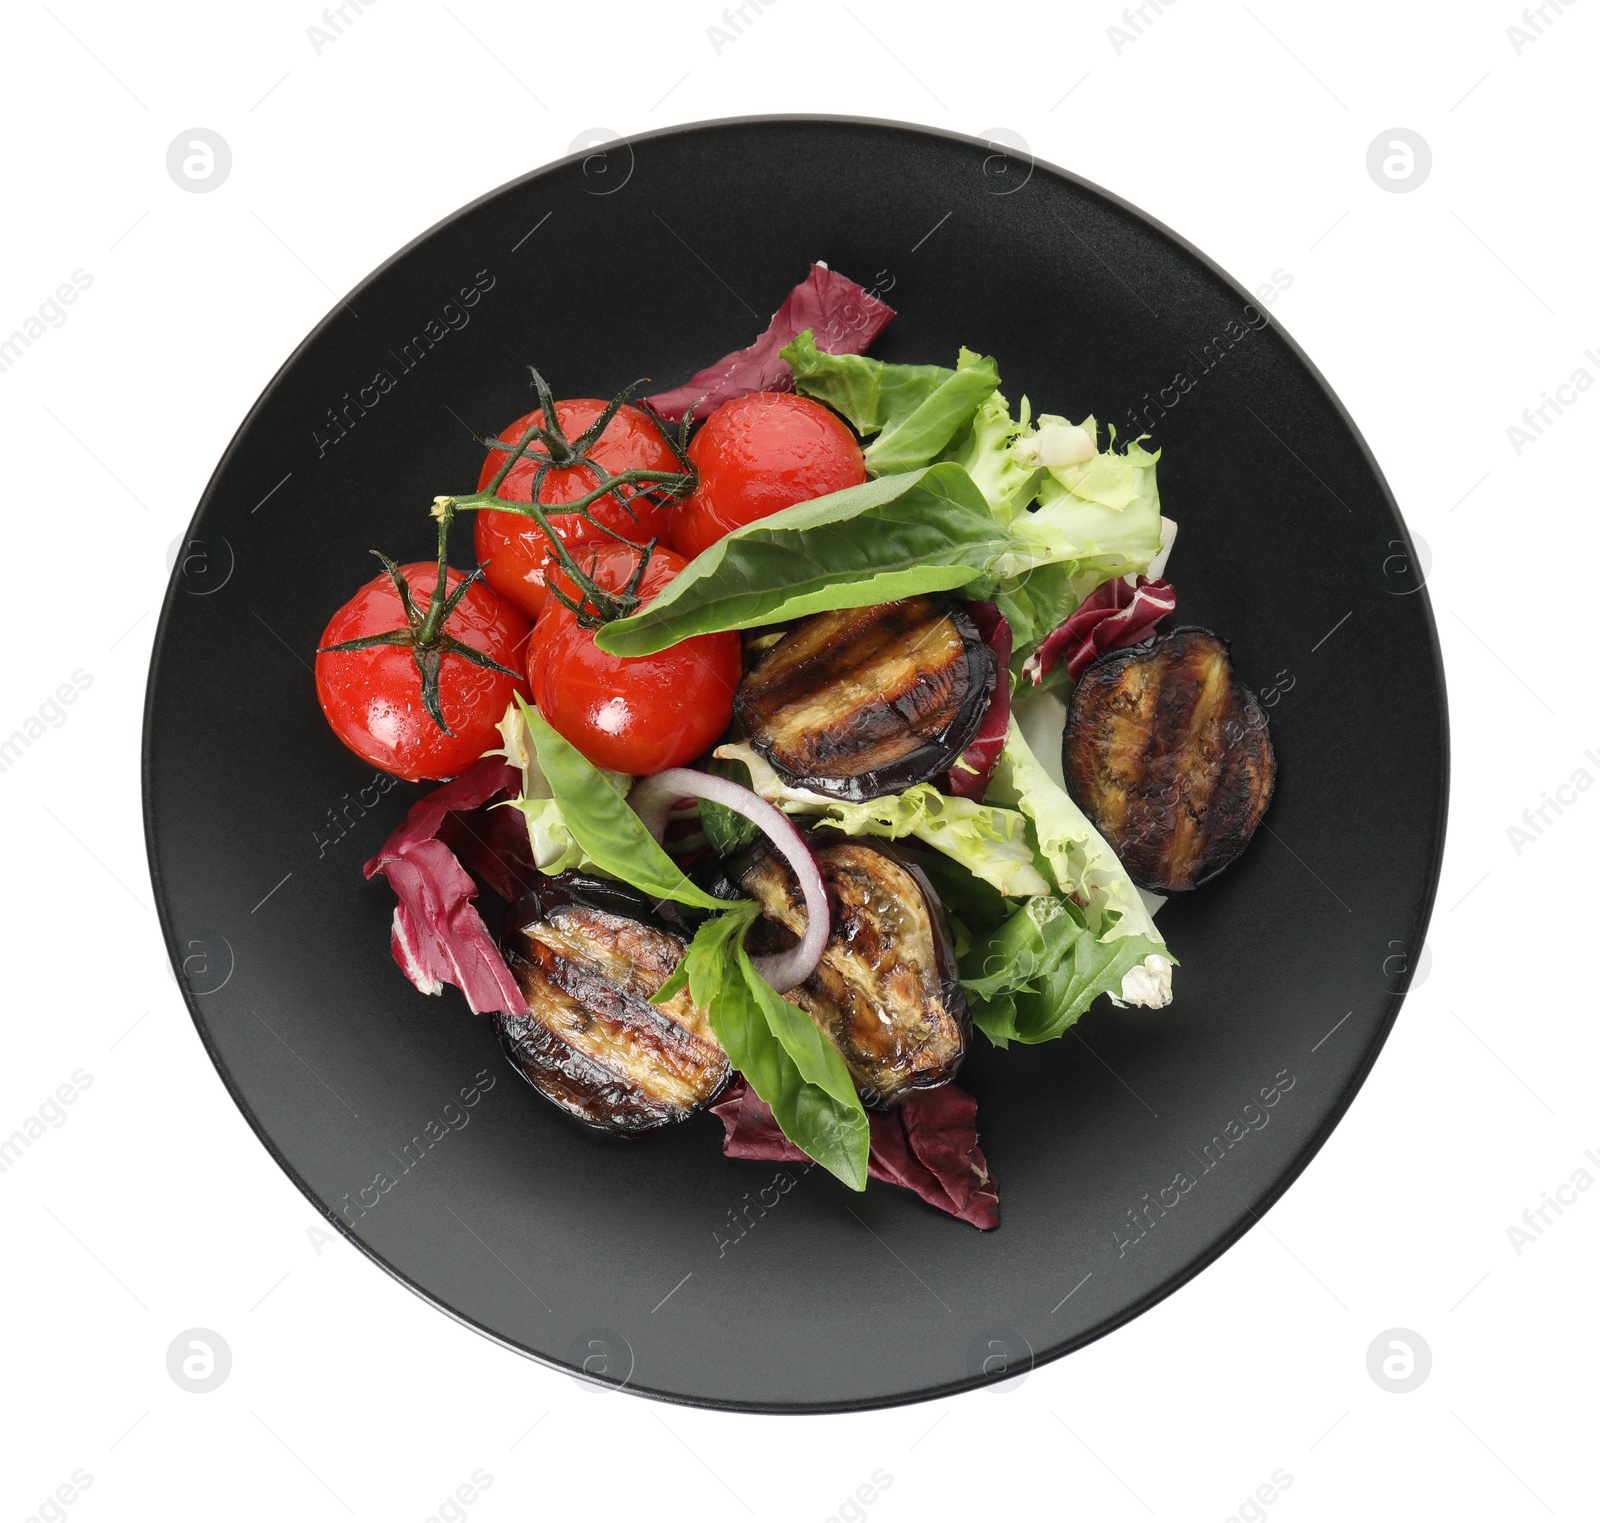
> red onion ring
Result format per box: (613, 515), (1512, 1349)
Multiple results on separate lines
(628, 768), (830, 992)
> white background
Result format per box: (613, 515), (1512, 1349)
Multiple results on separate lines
(1, 2), (1595, 1519)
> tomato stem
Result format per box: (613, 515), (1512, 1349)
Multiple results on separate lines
(317, 515), (524, 736)
(441, 369), (698, 629)
(321, 371), (696, 738)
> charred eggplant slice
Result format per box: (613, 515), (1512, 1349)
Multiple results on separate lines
(1063, 627), (1276, 892)
(735, 835), (967, 1106)
(735, 597), (995, 802)
(496, 873), (729, 1134)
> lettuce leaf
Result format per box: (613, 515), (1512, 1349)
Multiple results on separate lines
(781, 330), (1001, 475)
(959, 894), (1167, 1046)
(944, 400), (1165, 667)
(939, 388), (1038, 526)
(656, 900), (870, 1191)
(986, 715), (1174, 1008)
(717, 742), (1051, 898)
(778, 343), (1162, 593)
(507, 795), (588, 875)
(1007, 418), (1165, 586)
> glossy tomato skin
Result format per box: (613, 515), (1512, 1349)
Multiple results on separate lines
(475, 399), (681, 620)
(316, 563), (530, 782)
(672, 391), (865, 562)
(531, 545), (741, 775)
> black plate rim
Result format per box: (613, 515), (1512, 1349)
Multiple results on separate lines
(142, 112), (1450, 1414)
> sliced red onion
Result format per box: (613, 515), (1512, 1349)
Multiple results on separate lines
(628, 768), (830, 992)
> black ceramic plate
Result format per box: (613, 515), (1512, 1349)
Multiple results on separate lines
(144, 117), (1447, 1412)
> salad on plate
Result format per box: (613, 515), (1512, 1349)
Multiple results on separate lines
(312, 264), (1277, 1228)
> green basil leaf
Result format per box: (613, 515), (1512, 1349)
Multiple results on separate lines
(594, 462), (1017, 657)
(781, 330), (1002, 475)
(654, 897), (755, 1009)
(519, 698), (727, 912)
(728, 941), (869, 1190)
(992, 561), (1083, 662)
(665, 901), (869, 1190)
(960, 895), (1169, 1048)
(735, 940), (858, 1109)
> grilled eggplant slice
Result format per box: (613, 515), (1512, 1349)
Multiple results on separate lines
(734, 597), (996, 802)
(735, 834), (967, 1106)
(496, 874), (729, 1134)
(1063, 627), (1276, 892)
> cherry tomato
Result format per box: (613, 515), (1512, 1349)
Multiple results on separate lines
(316, 563), (530, 782)
(672, 391), (865, 562)
(474, 399), (683, 620)
(531, 544), (741, 775)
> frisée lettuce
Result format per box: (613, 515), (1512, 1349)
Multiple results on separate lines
(715, 741), (1051, 898)
(1007, 417), (1164, 587)
(986, 714), (1174, 1009)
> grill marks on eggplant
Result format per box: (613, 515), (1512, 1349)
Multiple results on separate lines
(737, 838), (966, 1106)
(1064, 627), (1275, 892)
(497, 877), (728, 1133)
(735, 598), (995, 801)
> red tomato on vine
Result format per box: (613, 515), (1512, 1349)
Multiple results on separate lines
(530, 543), (740, 775)
(672, 391), (865, 561)
(316, 557), (530, 782)
(475, 398), (684, 619)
